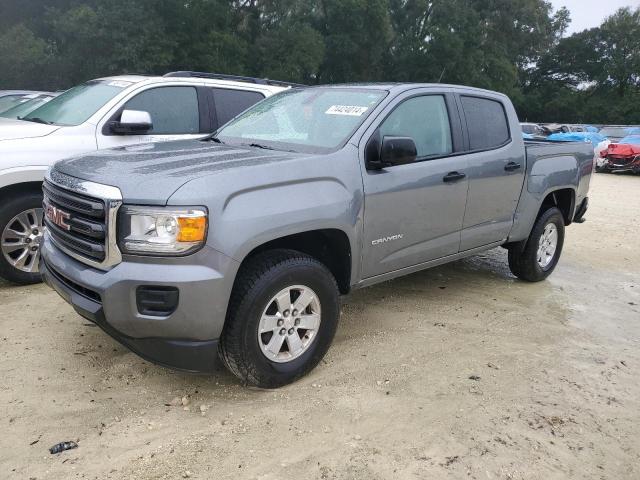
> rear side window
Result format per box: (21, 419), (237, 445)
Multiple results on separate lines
(212, 88), (265, 127)
(379, 95), (453, 158)
(461, 96), (510, 150)
(124, 86), (199, 135)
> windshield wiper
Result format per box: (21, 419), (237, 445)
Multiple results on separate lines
(207, 135), (224, 144)
(24, 117), (52, 125)
(247, 142), (276, 150)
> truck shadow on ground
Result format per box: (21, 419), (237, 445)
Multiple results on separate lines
(68, 247), (551, 391)
(340, 248), (518, 314)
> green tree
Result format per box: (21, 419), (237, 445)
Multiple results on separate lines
(593, 7), (640, 96)
(48, 1), (175, 84)
(0, 24), (50, 89)
(0, 0), (638, 124)
(314, 0), (392, 83)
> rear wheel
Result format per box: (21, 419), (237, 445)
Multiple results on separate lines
(508, 207), (565, 282)
(0, 192), (44, 284)
(219, 249), (340, 388)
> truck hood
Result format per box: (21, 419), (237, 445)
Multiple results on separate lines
(53, 139), (301, 204)
(0, 117), (60, 141)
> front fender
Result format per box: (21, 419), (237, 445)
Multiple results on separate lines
(219, 177), (360, 261)
(167, 151), (365, 282)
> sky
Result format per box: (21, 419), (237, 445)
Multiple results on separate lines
(550, 0), (640, 34)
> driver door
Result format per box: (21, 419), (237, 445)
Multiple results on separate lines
(97, 85), (205, 149)
(361, 92), (470, 278)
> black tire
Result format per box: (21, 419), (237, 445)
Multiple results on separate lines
(219, 249), (340, 388)
(508, 207), (565, 282)
(0, 191), (44, 285)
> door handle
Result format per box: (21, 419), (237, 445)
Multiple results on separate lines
(504, 161), (522, 172)
(443, 171), (466, 183)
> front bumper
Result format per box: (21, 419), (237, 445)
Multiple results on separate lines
(602, 156), (640, 173)
(40, 235), (239, 373)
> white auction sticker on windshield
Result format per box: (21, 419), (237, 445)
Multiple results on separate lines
(325, 105), (369, 116)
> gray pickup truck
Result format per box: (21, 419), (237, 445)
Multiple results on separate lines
(40, 84), (592, 388)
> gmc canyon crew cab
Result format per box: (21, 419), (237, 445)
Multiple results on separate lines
(40, 84), (593, 388)
(0, 72), (293, 284)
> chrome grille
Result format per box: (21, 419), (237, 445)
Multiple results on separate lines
(43, 182), (107, 261)
(43, 169), (123, 270)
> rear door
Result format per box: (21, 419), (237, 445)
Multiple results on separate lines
(360, 90), (469, 278)
(456, 94), (526, 251)
(97, 85), (207, 149)
(208, 87), (266, 130)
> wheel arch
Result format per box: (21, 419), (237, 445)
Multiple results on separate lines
(236, 228), (353, 295)
(538, 187), (576, 226)
(0, 181), (43, 204)
(505, 186), (576, 252)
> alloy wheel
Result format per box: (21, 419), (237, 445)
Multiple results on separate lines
(257, 285), (322, 363)
(1, 208), (45, 273)
(537, 223), (558, 269)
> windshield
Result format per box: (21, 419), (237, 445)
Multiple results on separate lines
(216, 87), (387, 153)
(0, 95), (54, 119)
(0, 95), (28, 114)
(22, 80), (131, 126)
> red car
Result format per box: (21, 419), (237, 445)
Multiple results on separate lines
(598, 143), (640, 173)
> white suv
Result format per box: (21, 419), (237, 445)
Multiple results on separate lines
(0, 71), (293, 284)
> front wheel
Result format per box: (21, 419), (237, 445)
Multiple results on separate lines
(219, 249), (340, 388)
(508, 207), (565, 282)
(0, 192), (45, 285)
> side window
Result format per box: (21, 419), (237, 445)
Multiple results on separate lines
(379, 95), (453, 158)
(211, 88), (265, 127)
(124, 86), (199, 135)
(460, 96), (510, 150)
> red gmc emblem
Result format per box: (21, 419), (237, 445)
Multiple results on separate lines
(45, 201), (71, 231)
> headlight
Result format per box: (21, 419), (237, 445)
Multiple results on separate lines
(119, 206), (208, 256)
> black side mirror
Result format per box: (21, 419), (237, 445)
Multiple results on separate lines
(365, 131), (418, 170)
(109, 109), (153, 135)
(365, 133), (418, 170)
(380, 136), (418, 167)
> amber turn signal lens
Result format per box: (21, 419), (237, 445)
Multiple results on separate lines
(177, 216), (207, 242)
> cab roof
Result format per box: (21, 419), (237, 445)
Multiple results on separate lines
(311, 82), (508, 97)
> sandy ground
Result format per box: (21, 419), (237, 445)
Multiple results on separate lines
(1, 172), (639, 480)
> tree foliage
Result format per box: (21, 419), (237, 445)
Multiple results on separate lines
(0, 0), (638, 123)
